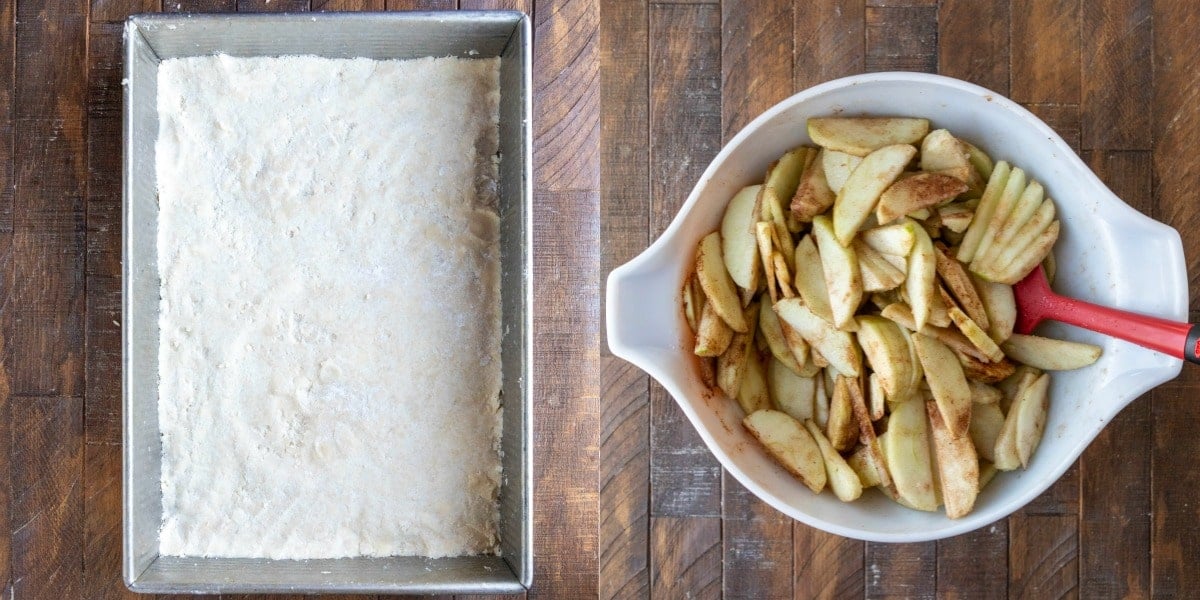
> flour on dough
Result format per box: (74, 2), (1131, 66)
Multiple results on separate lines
(155, 54), (502, 559)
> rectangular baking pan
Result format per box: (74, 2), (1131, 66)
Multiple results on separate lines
(122, 12), (532, 594)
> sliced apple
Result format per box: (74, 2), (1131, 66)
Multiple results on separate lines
(934, 243), (989, 329)
(743, 410), (827, 493)
(1001, 333), (1102, 371)
(963, 140), (994, 180)
(869, 372), (887, 421)
(1014, 372), (1051, 468)
(975, 196), (1056, 276)
(812, 215), (863, 329)
(721, 185), (763, 292)
(792, 234), (836, 325)
(853, 239), (906, 292)
(969, 380), (1003, 405)
(755, 221), (778, 304)
(808, 116), (930, 157)
(827, 375), (860, 452)
(774, 298), (862, 377)
(779, 320), (818, 376)
(833, 144), (917, 244)
(926, 400), (979, 519)
(856, 315), (915, 401)
(959, 352), (1018, 384)
(848, 444), (883, 488)
(695, 299), (734, 357)
(767, 357), (816, 421)
(822, 149), (863, 195)
(982, 219), (1060, 285)
(906, 222), (937, 331)
(861, 220), (917, 256)
(968, 166), (1027, 269)
(972, 274), (1016, 343)
(813, 371), (830, 428)
(695, 231), (748, 332)
(804, 420), (864, 501)
(737, 353), (771, 415)
(791, 149), (837, 221)
(883, 397), (938, 511)
(947, 306), (1005, 363)
(761, 149), (809, 225)
(876, 172), (968, 224)
(759, 302), (803, 373)
(683, 276), (700, 333)
(912, 333), (972, 438)
(716, 302), (759, 398)
(957, 160), (1012, 263)
(938, 202), (975, 233)
(986, 179), (1044, 261)
(992, 371), (1035, 470)
(920, 129), (975, 184)
(978, 461), (998, 489)
(968, 401), (1005, 463)
(846, 370), (898, 496)
(879, 302), (990, 362)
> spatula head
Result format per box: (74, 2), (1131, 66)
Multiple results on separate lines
(1012, 265), (1052, 335)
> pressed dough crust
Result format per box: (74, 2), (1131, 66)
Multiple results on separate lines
(155, 55), (502, 559)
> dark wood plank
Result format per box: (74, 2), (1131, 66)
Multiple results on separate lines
(163, 0), (237, 11)
(533, 0), (599, 193)
(0, 0), (13, 592)
(1080, 398), (1150, 598)
(313, 0), (386, 9)
(1153, 2), (1200, 309)
(648, 2), (722, 518)
(1008, 514), (1078, 599)
(459, 0), (529, 9)
(530, 189), (600, 600)
(84, 276), (121, 446)
(1151, 371), (1200, 598)
(1022, 103), (1081, 155)
(1010, 0), (1080, 104)
(937, 0), (1009, 95)
(1081, 0), (1152, 150)
(937, 524), (1007, 600)
(722, 477), (792, 599)
(866, 542), (936, 599)
(237, 0), (311, 10)
(1020, 461), (1079, 516)
(598, 0), (650, 598)
(84, 444), (135, 599)
(386, 0), (456, 8)
(12, 397), (84, 599)
(92, 0), (160, 21)
(721, 0), (791, 139)
(794, 527), (861, 599)
(866, 0), (935, 5)
(793, 0), (863, 91)
(864, 6), (937, 73)
(13, 0), (87, 401)
(651, 517), (721, 599)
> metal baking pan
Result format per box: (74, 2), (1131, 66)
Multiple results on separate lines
(122, 12), (532, 594)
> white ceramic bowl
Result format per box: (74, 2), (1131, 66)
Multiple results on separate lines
(606, 72), (1187, 542)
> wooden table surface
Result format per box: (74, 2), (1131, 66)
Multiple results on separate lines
(600, 0), (1200, 598)
(0, 0), (599, 599)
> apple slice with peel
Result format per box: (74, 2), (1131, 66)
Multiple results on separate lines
(833, 144), (917, 244)
(774, 298), (861, 377)
(856, 316), (914, 401)
(737, 353), (771, 415)
(760, 148), (809, 225)
(695, 231), (748, 332)
(876, 172), (968, 224)
(912, 333), (973, 438)
(694, 300), (733, 357)
(759, 302), (803, 373)
(743, 410), (827, 493)
(1014, 372), (1051, 467)
(947, 306), (1005, 362)
(972, 273), (1016, 342)
(792, 234), (836, 325)
(1000, 333), (1102, 370)
(969, 166), (1027, 269)
(958, 160), (1012, 263)
(860, 221), (917, 256)
(721, 185), (762, 292)
(906, 221), (937, 331)
(934, 243), (989, 329)
(807, 116), (930, 157)
(968, 401), (1005, 462)
(853, 239), (906, 292)
(926, 400), (979, 519)
(920, 128), (975, 184)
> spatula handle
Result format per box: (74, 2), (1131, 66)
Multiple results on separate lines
(1039, 293), (1200, 363)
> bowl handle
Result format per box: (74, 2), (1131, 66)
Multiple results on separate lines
(605, 254), (684, 373)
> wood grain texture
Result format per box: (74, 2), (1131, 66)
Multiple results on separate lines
(722, 476), (792, 600)
(0, 0), (14, 593)
(533, 0), (600, 192)
(460, 0), (531, 11)
(238, 0), (312, 10)
(937, 524), (1007, 599)
(1081, 0), (1152, 150)
(12, 397), (84, 599)
(1008, 514), (1079, 599)
(1010, 0), (1080, 104)
(866, 542), (936, 598)
(12, 0), (87, 398)
(864, 6), (937, 73)
(83, 443), (134, 599)
(647, 2), (722, 518)
(1023, 103), (1081, 153)
(1151, 370), (1200, 598)
(386, 0), (456, 9)
(794, 0), (863, 91)
(92, 0), (160, 21)
(599, 0), (650, 598)
(937, 0), (1009, 95)
(162, 0), (238, 10)
(651, 517), (721, 599)
(313, 0), (386, 10)
(721, 0), (791, 140)
(794, 527), (862, 599)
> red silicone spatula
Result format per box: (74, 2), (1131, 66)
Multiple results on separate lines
(1012, 264), (1200, 363)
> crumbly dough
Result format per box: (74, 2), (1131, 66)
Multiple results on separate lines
(155, 55), (502, 559)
